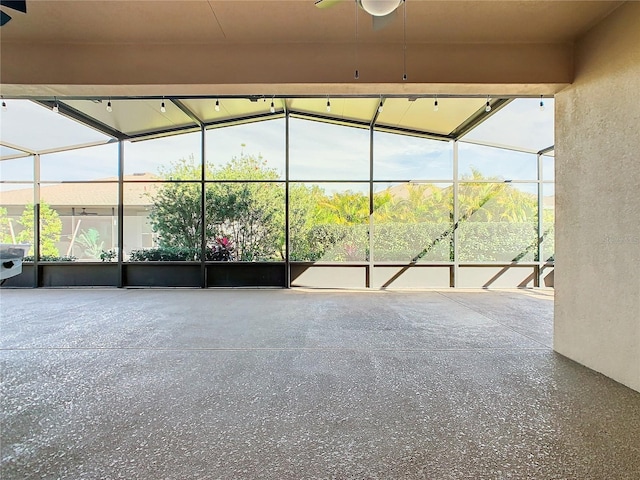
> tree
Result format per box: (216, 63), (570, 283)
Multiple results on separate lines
(455, 168), (539, 262)
(0, 206), (15, 244)
(148, 157), (542, 263)
(288, 183), (326, 261)
(315, 190), (369, 225)
(454, 168), (538, 223)
(16, 202), (62, 257)
(381, 183), (452, 223)
(147, 152), (284, 261)
(206, 153), (284, 260)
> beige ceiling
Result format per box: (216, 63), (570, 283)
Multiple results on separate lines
(0, 0), (625, 97)
(0, 0), (623, 45)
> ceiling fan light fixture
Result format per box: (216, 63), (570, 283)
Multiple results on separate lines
(360, 0), (402, 17)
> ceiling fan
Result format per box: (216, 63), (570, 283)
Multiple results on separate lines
(79, 208), (98, 216)
(315, 0), (403, 30)
(0, 0), (26, 27)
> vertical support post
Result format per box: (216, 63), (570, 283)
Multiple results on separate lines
(111, 207), (115, 251)
(200, 125), (207, 288)
(537, 152), (543, 288)
(368, 125), (374, 289)
(33, 154), (40, 288)
(117, 140), (124, 288)
(285, 112), (291, 288)
(452, 141), (459, 288)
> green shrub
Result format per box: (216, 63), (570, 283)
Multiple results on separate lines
(128, 247), (199, 262)
(291, 221), (545, 263)
(23, 255), (77, 262)
(373, 223), (452, 262)
(457, 222), (538, 262)
(126, 222), (551, 263)
(100, 250), (117, 262)
(128, 242), (237, 262)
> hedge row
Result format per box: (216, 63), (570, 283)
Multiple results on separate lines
(128, 246), (236, 262)
(34, 222), (553, 263)
(293, 222), (554, 262)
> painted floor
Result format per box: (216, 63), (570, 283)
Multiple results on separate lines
(1, 288), (639, 479)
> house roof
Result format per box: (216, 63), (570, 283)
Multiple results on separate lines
(0, 174), (159, 207)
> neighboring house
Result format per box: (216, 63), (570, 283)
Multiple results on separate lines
(0, 173), (159, 260)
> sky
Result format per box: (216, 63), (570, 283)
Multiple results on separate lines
(0, 98), (555, 194)
(462, 97), (555, 151)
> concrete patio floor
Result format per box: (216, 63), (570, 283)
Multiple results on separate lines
(1, 288), (639, 479)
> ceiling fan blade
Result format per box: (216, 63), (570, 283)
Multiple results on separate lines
(314, 0), (343, 9)
(79, 208), (99, 216)
(0, 11), (11, 26)
(0, 1), (27, 14)
(372, 9), (397, 31)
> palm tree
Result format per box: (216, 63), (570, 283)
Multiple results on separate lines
(316, 190), (369, 225)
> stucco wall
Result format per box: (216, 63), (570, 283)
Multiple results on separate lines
(555, 2), (640, 392)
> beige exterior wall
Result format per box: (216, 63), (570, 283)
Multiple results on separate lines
(555, 2), (640, 392)
(0, 42), (572, 96)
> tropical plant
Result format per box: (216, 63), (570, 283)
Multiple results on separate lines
(74, 228), (104, 259)
(206, 237), (235, 261)
(457, 168), (537, 223)
(315, 190), (369, 225)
